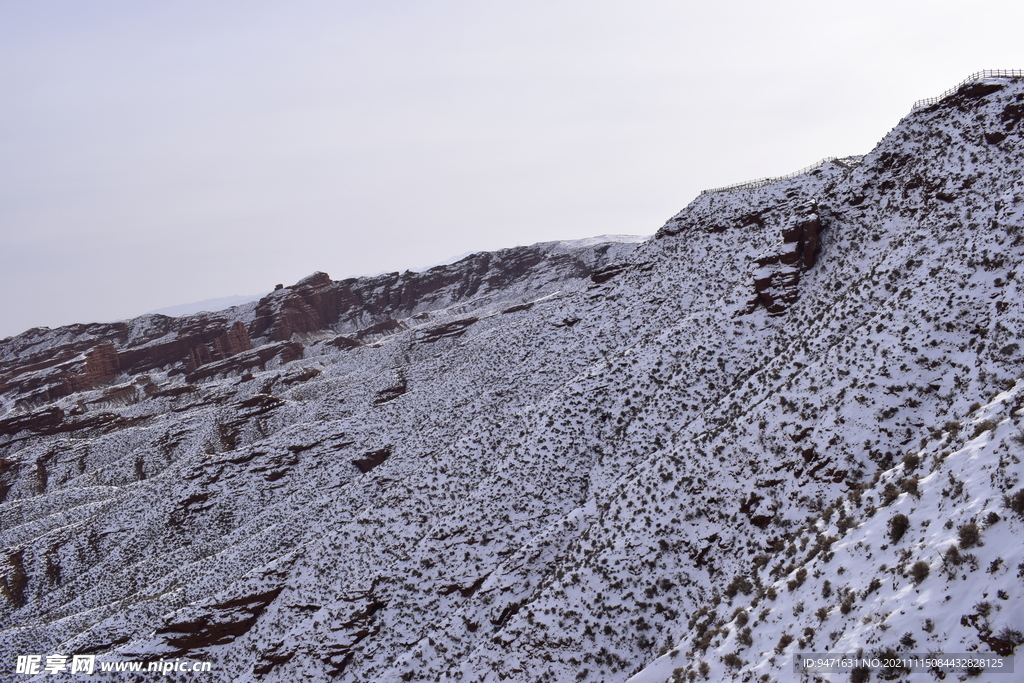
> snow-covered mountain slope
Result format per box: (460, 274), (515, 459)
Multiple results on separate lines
(629, 384), (1024, 683)
(1, 76), (1023, 683)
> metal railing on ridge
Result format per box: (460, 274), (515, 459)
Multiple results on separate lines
(698, 70), (1022, 197)
(910, 69), (1024, 111)
(699, 157), (842, 196)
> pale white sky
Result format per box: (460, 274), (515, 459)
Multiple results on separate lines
(2, 0), (1022, 339)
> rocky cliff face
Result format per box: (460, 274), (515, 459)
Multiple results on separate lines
(0, 237), (639, 417)
(1, 77), (1024, 683)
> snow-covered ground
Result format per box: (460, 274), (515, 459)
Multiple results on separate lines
(1, 75), (1023, 682)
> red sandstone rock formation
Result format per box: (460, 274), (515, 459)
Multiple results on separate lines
(64, 344), (120, 393)
(0, 239), (630, 410)
(187, 322), (253, 372)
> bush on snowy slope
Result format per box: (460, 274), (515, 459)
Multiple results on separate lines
(630, 381), (1024, 683)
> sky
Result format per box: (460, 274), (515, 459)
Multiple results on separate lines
(1, 0), (1023, 339)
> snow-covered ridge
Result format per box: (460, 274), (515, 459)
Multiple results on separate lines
(911, 69), (1024, 110)
(699, 156), (863, 196)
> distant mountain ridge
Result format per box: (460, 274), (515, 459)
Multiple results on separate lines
(0, 236), (642, 410)
(147, 294), (269, 319)
(1, 75), (1023, 683)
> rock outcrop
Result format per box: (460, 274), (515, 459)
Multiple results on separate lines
(186, 321), (253, 372)
(247, 241), (640, 343)
(746, 202), (824, 314)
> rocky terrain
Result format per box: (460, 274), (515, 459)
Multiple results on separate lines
(1, 75), (1023, 682)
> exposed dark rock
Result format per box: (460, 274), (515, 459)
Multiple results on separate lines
(439, 575), (488, 598)
(49, 411), (145, 437)
(119, 317), (259, 375)
(590, 261), (653, 284)
(1002, 102), (1024, 129)
(151, 384), (199, 399)
(250, 273), (343, 342)
(323, 649), (355, 676)
(281, 366), (322, 385)
(168, 492), (214, 527)
(0, 548), (27, 607)
(591, 263), (631, 284)
(253, 644), (296, 675)
(945, 81), (1005, 111)
(0, 407), (65, 439)
(94, 382), (141, 407)
(64, 343), (121, 393)
(0, 317), (260, 407)
(76, 636), (131, 655)
(185, 342), (303, 383)
(236, 394), (286, 414)
(739, 212), (765, 229)
(187, 321), (253, 372)
(245, 243), (629, 343)
(326, 334), (364, 349)
(491, 600), (522, 628)
(154, 586), (283, 651)
(355, 319), (406, 341)
(0, 342), (122, 407)
(374, 383), (407, 405)
(416, 318), (478, 343)
(353, 447), (392, 473)
(745, 204), (823, 315)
